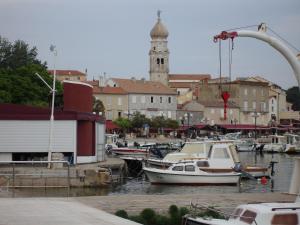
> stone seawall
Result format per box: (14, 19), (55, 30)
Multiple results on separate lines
(0, 157), (126, 188)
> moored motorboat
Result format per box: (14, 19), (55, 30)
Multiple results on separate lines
(143, 159), (241, 185)
(111, 146), (149, 157)
(182, 157), (300, 225)
(235, 139), (256, 152)
(182, 202), (300, 225)
(146, 141), (270, 178)
(284, 133), (300, 154)
(263, 134), (286, 153)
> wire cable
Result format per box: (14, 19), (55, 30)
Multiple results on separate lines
(219, 40), (222, 90)
(267, 26), (300, 53)
(225, 24), (259, 32)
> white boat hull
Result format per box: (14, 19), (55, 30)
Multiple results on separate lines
(111, 148), (148, 157)
(263, 144), (284, 153)
(143, 167), (240, 185)
(284, 144), (300, 154)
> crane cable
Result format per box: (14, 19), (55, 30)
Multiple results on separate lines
(219, 39), (222, 91)
(228, 38), (234, 91)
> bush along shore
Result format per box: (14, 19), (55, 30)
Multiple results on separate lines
(115, 204), (224, 225)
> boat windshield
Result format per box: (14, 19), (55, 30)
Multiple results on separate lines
(181, 143), (207, 155)
(240, 210), (257, 224)
(230, 208), (243, 219)
(229, 145), (240, 163)
(211, 148), (230, 159)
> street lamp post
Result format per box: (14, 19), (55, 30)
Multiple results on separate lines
(184, 112), (193, 138)
(234, 118), (238, 130)
(252, 111), (259, 139)
(48, 45), (57, 168)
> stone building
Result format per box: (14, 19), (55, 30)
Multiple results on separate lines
(168, 74), (211, 96)
(177, 100), (205, 126)
(199, 100), (240, 125)
(107, 78), (177, 120)
(92, 83), (128, 121)
(246, 76), (287, 124)
(48, 69), (87, 82)
(196, 80), (270, 125)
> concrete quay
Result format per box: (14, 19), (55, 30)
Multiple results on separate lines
(0, 193), (295, 224)
(75, 192), (296, 215)
(0, 198), (140, 225)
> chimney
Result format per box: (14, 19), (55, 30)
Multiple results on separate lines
(141, 77), (146, 83)
(103, 72), (107, 86)
(99, 76), (104, 87)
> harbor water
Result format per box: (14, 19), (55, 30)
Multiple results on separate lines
(3, 152), (296, 198)
(110, 152), (295, 195)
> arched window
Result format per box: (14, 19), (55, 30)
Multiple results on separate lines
(161, 58), (164, 64)
(156, 58), (160, 64)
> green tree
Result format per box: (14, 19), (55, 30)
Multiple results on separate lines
(114, 117), (131, 136)
(165, 118), (179, 129)
(93, 96), (105, 115)
(286, 86), (300, 111)
(130, 112), (151, 129)
(0, 36), (62, 107)
(150, 116), (167, 134)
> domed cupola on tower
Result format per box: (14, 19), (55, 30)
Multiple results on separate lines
(150, 15), (169, 39)
(149, 10), (169, 86)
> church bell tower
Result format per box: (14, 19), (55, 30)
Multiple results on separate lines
(149, 11), (169, 86)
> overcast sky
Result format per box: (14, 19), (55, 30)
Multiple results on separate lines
(1, 0), (299, 89)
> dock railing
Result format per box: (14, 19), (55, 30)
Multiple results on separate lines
(0, 161), (70, 196)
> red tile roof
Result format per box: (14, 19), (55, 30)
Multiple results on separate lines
(169, 74), (211, 80)
(112, 78), (176, 95)
(94, 86), (127, 95)
(169, 82), (195, 88)
(84, 80), (100, 86)
(48, 70), (86, 76)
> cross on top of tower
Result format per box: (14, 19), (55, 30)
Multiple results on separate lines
(157, 10), (161, 19)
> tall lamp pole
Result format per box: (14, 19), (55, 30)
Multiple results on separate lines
(184, 112), (193, 137)
(48, 45), (57, 168)
(252, 111), (259, 140)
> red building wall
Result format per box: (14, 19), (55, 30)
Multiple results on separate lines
(63, 81), (95, 157)
(77, 121), (94, 156)
(63, 81), (93, 113)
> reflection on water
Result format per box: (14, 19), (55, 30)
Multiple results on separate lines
(1, 153), (296, 197)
